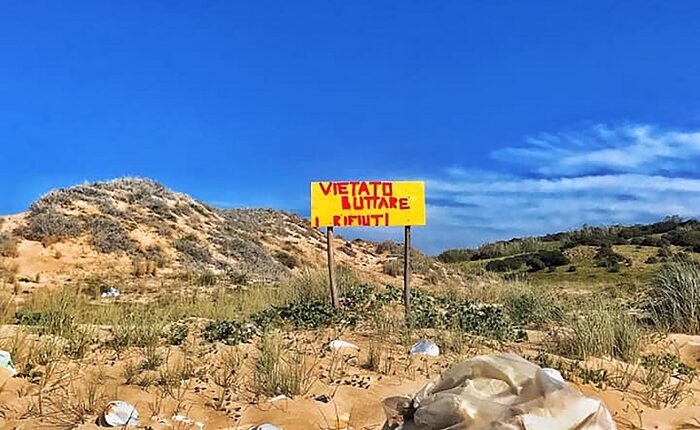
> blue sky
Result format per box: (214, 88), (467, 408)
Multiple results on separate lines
(2, 1), (700, 253)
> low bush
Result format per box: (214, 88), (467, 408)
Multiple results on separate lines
(437, 248), (474, 263)
(485, 256), (525, 272)
(174, 235), (212, 264)
(525, 257), (546, 272)
(640, 353), (696, 380)
(21, 209), (81, 244)
(168, 323), (189, 346)
(0, 233), (18, 257)
(278, 299), (345, 329)
(382, 259), (402, 276)
(273, 250), (299, 269)
(486, 250), (568, 273)
(87, 216), (133, 253)
(407, 289), (521, 340)
(203, 320), (255, 345)
(470, 238), (543, 261)
(593, 246), (629, 271)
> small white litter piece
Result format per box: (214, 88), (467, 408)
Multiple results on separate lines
(269, 394), (288, 402)
(0, 350), (18, 376)
(248, 425), (283, 430)
(409, 339), (440, 357)
(150, 416), (168, 424)
(101, 287), (120, 298)
(172, 414), (204, 429)
(328, 339), (360, 351)
(98, 401), (139, 427)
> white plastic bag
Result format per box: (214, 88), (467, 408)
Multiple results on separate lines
(383, 352), (615, 430)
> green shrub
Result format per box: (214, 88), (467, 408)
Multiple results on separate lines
(526, 257), (546, 272)
(437, 249), (474, 263)
(486, 250), (567, 273)
(278, 299), (344, 329)
(204, 320), (255, 345)
(168, 323), (189, 346)
(640, 353), (696, 379)
(593, 246), (628, 271)
(646, 261), (700, 334)
(536, 250), (569, 267)
(471, 238), (543, 260)
(408, 290), (520, 340)
(485, 256), (525, 272)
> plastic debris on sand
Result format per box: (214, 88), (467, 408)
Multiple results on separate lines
(409, 340), (440, 357)
(101, 287), (120, 298)
(0, 351), (18, 376)
(98, 401), (139, 427)
(329, 339), (360, 351)
(382, 352), (616, 430)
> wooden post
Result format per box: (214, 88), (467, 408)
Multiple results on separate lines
(326, 226), (339, 308)
(403, 225), (411, 319)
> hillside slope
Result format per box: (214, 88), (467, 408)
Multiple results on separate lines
(437, 216), (700, 290)
(0, 178), (445, 292)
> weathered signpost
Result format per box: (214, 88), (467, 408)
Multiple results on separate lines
(310, 181), (426, 318)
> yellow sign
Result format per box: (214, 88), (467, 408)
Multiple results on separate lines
(310, 181), (425, 227)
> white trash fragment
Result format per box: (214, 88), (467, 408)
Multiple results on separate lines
(249, 425), (283, 430)
(269, 394), (288, 402)
(150, 416), (168, 424)
(0, 350), (18, 376)
(409, 339), (440, 357)
(172, 414), (204, 429)
(101, 287), (120, 298)
(98, 401), (139, 427)
(382, 353), (615, 430)
(328, 340), (360, 351)
(172, 415), (191, 423)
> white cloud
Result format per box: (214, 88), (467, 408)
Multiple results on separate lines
(404, 123), (700, 254)
(492, 124), (700, 175)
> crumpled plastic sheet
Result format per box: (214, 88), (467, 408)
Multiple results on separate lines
(383, 352), (616, 430)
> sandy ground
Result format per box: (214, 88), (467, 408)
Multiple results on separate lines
(0, 328), (696, 430)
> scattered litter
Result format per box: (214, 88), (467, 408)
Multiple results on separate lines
(409, 339), (440, 357)
(101, 287), (120, 298)
(0, 350), (17, 376)
(382, 352), (615, 429)
(248, 425), (283, 430)
(329, 339), (360, 351)
(172, 414), (204, 429)
(269, 394), (288, 402)
(150, 416), (168, 424)
(98, 401), (139, 427)
(314, 394), (332, 403)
